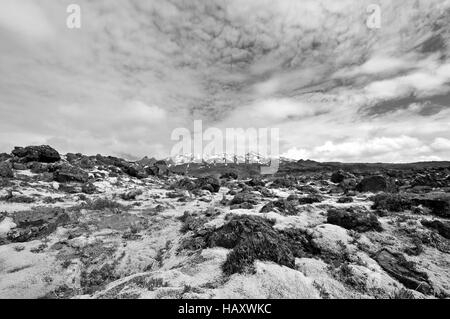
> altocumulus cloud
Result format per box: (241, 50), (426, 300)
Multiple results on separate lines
(0, 0), (449, 162)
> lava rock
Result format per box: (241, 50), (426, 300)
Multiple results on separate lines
(356, 175), (396, 193)
(411, 195), (450, 218)
(246, 178), (265, 187)
(375, 249), (432, 295)
(11, 145), (60, 163)
(220, 172), (238, 180)
(54, 164), (89, 183)
(330, 170), (346, 183)
(421, 219), (450, 239)
(327, 207), (382, 232)
(27, 161), (50, 173)
(196, 176), (220, 193)
(12, 162), (27, 170)
(0, 162), (13, 178)
(230, 191), (260, 205)
(230, 202), (254, 210)
(297, 195), (323, 205)
(146, 160), (168, 177)
(8, 207), (69, 243)
(121, 189), (143, 201)
(121, 163), (148, 179)
(260, 199), (297, 215)
(337, 196), (354, 203)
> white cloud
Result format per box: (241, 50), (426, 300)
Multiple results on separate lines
(0, 0), (55, 40)
(282, 135), (445, 163)
(431, 137), (450, 151)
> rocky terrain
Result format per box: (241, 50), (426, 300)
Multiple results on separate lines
(0, 145), (449, 299)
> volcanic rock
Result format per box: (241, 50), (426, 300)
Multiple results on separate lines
(375, 249), (432, 294)
(54, 164), (89, 183)
(11, 145), (60, 163)
(0, 162), (13, 178)
(356, 175), (396, 193)
(421, 219), (450, 239)
(327, 207), (382, 232)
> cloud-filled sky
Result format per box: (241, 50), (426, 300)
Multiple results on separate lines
(0, 0), (449, 162)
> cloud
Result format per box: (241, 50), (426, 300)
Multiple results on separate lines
(431, 137), (450, 151)
(0, 0), (55, 40)
(0, 0), (449, 162)
(282, 135), (447, 163)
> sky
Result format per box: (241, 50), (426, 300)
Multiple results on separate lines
(0, 0), (450, 162)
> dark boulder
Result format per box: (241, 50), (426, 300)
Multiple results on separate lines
(370, 193), (413, 212)
(121, 163), (148, 179)
(330, 170), (346, 183)
(7, 207), (69, 243)
(411, 173), (445, 188)
(0, 162), (13, 178)
(230, 191), (260, 205)
(146, 160), (168, 177)
(230, 202), (254, 210)
(297, 195), (322, 205)
(12, 162), (27, 170)
(270, 177), (296, 188)
(356, 175), (396, 193)
(327, 207), (382, 232)
(0, 153), (11, 161)
(421, 219), (450, 239)
(246, 177), (265, 187)
(204, 215), (295, 275)
(375, 249), (432, 295)
(220, 172), (239, 180)
(337, 196), (354, 203)
(28, 162), (50, 173)
(11, 145), (60, 163)
(411, 194), (450, 218)
(120, 189), (143, 201)
(171, 177), (197, 191)
(260, 199), (297, 215)
(54, 164), (89, 183)
(196, 176), (220, 193)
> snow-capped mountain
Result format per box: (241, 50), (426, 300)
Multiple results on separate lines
(166, 152), (277, 165)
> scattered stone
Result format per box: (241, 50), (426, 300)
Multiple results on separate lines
(12, 163), (27, 170)
(12, 145), (61, 163)
(421, 220), (450, 239)
(337, 196), (354, 203)
(54, 164), (89, 183)
(330, 170), (346, 183)
(375, 249), (432, 295)
(0, 162), (13, 178)
(411, 194), (450, 218)
(356, 175), (396, 193)
(260, 199), (298, 215)
(230, 202), (254, 210)
(371, 193), (413, 212)
(220, 172), (238, 179)
(7, 207), (69, 242)
(196, 176), (220, 193)
(121, 189), (143, 201)
(204, 215), (310, 275)
(230, 191), (260, 206)
(297, 195), (323, 205)
(327, 207), (382, 232)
